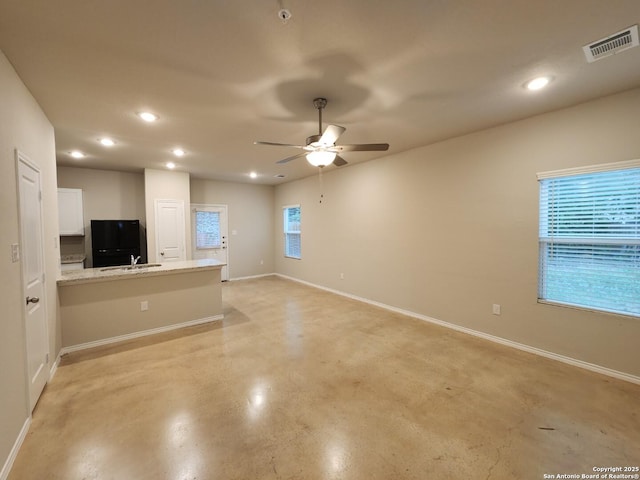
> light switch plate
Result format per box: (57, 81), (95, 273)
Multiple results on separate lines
(10, 243), (20, 263)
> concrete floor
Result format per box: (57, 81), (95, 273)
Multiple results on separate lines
(9, 276), (640, 479)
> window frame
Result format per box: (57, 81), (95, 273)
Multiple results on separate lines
(537, 159), (640, 318)
(194, 209), (222, 250)
(283, 204), (301, 260)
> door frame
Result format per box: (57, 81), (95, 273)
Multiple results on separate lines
(15, 149), (50, 411)
(191, 203), (229, 280)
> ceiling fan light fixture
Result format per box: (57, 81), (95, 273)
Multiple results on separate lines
(306, 150), (336, 167)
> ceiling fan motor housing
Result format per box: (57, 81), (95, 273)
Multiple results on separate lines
(313, 98), (327, 110)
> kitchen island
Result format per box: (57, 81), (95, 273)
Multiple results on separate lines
(58, 259), (225, 351)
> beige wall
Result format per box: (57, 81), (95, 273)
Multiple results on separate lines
(0, 51), (59, 472)
(274, 87), (640, 378)
(190, 178), (275, 279)
(144, 169), (191, 262)
(59, 269), (222, 347)
(57, 166), (146, 267)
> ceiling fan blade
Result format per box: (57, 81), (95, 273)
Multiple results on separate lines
(319, 125), (346, 146)
(276, 152), (308, 164)
(332, 143), (389, 152)
(333, 155), (348, 167)
(255, 141), (306, 149)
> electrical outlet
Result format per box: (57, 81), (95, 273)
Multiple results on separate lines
(140, 301), (149, 312)
(260, 259), (264, 265)
(340, 273), (344, 280)
(492, 304), (501, 315)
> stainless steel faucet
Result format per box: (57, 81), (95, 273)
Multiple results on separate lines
(131, 255), (141, 266)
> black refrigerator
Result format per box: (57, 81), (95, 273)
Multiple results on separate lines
(91, 220), (141, 267)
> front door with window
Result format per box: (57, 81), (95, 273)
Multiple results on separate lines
(191, 204), (229, 280)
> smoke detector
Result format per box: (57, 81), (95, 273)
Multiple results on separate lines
(583, 25), (639, 63)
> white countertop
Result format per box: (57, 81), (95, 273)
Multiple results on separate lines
(58, 259), (225, 286)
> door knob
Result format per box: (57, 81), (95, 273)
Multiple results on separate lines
(26, 296), (40, 305)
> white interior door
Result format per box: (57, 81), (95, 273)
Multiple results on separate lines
(191, 204), (229, 280)
(17, 151), (49, 412)
(155, 199), (186, 263)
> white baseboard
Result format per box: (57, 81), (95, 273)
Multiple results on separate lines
(49, 353), (61, 382)
(228, 273), (275, 282)
(60, 314), (224, 355)
(275, 274), (640, 385)
(0, 416), (30, 480)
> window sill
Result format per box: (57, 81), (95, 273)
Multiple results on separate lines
(537, 299), (639, 320)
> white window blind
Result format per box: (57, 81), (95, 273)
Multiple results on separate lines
(195, 210), (221, 249)
(283, 205), (301, 259)
(538, 165), (640, 317)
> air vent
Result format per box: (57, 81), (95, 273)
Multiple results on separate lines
(583, 25), (639, 63)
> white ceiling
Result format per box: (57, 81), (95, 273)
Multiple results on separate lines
(1, 1), (639, 184)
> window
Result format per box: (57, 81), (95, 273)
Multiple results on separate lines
(537, 161), (640, 317)
(283, 205), (301, 259)
(195, 210), (221, 249)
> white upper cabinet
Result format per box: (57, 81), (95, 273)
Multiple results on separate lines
(58, 188), (85, 236)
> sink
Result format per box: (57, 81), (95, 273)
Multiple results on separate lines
(126, 263), (162, 270)
(100, 264), (162, 272)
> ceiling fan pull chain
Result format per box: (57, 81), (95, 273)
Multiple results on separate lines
(318, 167), (324, 204)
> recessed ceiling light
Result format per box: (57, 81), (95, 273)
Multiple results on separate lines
(525, 76), (552, 91)
(166, 162), (176, 169)
(249, 171), (258, 179)
(172, 148), (185, 157)
(137, 111), (158, 122)
(70, 150), (85, 158)
(99, 138), (115, 147)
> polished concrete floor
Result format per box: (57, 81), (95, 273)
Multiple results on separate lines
(9, 276), (640, 479)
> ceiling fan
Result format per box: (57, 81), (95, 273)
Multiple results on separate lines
(254, 98), (389, 168)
